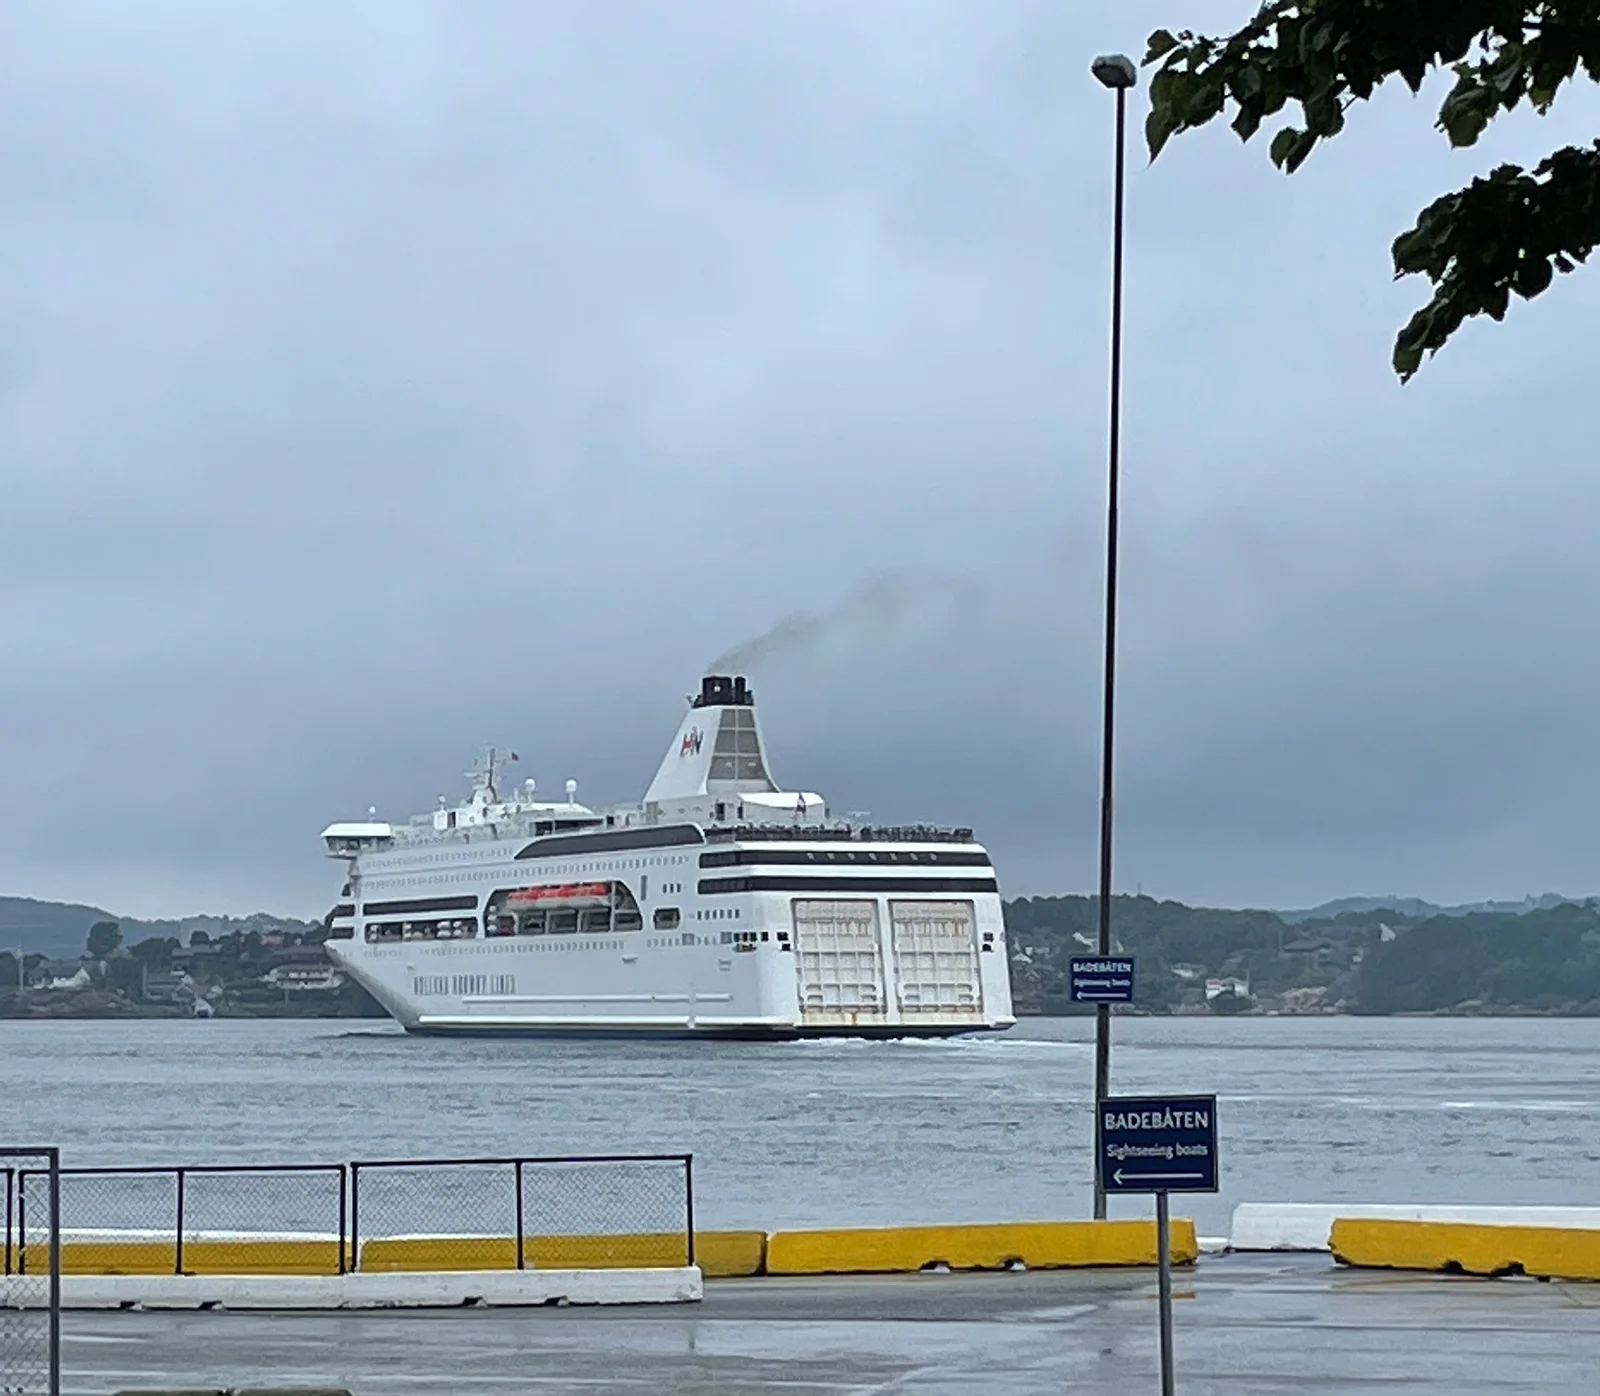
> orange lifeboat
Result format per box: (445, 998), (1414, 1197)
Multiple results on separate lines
(507, 882), (612, 905)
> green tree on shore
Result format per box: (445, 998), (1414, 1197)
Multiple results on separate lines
(86, 920), (122, 960)
(1144, 4), (1600, 378)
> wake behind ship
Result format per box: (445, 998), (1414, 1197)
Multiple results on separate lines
(320, 676), (1015, 1038)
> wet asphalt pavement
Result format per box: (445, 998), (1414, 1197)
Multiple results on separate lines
(61, 1253), (1600, 1395)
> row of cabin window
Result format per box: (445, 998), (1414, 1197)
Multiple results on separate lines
(364, 906), (708, 944)
(365, 918), (477, 944)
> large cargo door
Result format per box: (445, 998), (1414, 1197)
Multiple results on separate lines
(792, 899), (886, 1020)
(890, 900), (982, 1015)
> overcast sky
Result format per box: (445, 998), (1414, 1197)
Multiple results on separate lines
(4, 1), (1599, 920)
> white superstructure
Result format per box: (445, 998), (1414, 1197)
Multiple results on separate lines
(320, 676), (1015, 1038)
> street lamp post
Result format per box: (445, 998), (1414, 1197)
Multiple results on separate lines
(1090, 51), (1136, 1223)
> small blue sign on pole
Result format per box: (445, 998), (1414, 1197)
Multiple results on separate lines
(1097, 1093), (1219, 1194)
(1070, 956), (1135, 1004)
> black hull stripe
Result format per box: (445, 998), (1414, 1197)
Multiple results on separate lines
(698, 875), (998, 896)
(515, 824), (705, 860)
(360, 894), (480, 916)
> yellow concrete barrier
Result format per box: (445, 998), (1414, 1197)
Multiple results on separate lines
(22, 1239), (343, 1276)
(765, 1219), (1197, 1276)
(357, 1231), (766, 1277)
(1331, 1218), (1600, 1281)
(358, 1236), (519, 1272)
(23, 1224), (1180, 1280)
(692, 1231), (766, 1278)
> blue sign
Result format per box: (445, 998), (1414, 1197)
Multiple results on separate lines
(1098, 1094), (1219, 1194)
(1070, 956), (1135, 1004)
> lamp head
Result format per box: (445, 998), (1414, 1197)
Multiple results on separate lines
(1091, 54), (1138, 90)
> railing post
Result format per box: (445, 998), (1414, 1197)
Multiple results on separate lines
(337, 1165), (348, 1276)
(683, 1155), (695, 1268)
(349, 1163), (360, 1274)
(514, 1161), (525, 1271)
(174, 1168), (187, 1275)
(4, 1166), (12, 1277)
(48, 1152), (61, 1396)
(16, 1170), (27, 1275)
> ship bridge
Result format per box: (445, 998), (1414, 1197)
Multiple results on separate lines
(320, 821), (393, 857)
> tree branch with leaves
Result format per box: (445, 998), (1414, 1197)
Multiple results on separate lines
(1143, 2), (1600, 379)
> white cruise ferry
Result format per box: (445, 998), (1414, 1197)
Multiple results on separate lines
(320, 676), (1015, 1038)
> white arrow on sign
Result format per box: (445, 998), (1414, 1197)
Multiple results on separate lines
(1114, 1169), (1205, 1185)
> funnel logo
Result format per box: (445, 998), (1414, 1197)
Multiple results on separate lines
(680, 727), (704, 758)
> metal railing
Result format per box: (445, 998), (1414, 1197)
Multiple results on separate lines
(350, 1153), (695, 1270)
(11, 1163), (347, 1277)
(1, 1148), (60, 1396)
(3, 1152), (693, 1277)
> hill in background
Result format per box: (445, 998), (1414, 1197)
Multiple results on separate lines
(0, 896), (317, 963)
(1281, 892), (1584, 923)
(1005, 892), (1600, 1016)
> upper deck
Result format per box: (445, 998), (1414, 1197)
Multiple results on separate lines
(322, 674), (985, 866)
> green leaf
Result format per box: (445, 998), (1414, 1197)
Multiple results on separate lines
(1144, 29), (1180, 64)
(1282, 128), (1318, 174)
(1512, 255), (1554, 301)
(1146, 105), (1181, 161)
(1184, 76), (1226, 125)
(1145, 67), (1187, 159)
(1438, 84), (1493, 148)
(1393, 334), (1425, 384)
(1304, 92), (1345, 138)
(1487, 42), (1525, 95)
(1391, 227), (1428, 273)
(1269, 126), (1302, 170)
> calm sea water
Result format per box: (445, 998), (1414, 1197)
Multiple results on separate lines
(2, 1016), (1598, 1235)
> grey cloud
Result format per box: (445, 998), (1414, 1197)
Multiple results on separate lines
(2, 1), (1600, 918)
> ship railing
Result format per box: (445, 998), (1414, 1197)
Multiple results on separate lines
(4, 1153), (694, 1276)
(705, 824), (978, 844)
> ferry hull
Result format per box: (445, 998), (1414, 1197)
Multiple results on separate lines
(328, 876), (1015, 1043)
(402, 1021), (1010, 1042)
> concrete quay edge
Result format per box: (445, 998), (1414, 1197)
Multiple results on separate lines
(17, 1266), (702, 1309)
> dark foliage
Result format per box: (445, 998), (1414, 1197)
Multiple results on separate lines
(1145, 3), (1600, 379)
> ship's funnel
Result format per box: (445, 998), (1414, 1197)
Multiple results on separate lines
(644, 674), (775, 805)
(693, 674), (752, 709)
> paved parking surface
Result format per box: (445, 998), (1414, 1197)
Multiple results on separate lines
(60, 1253), (1600, 1394)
